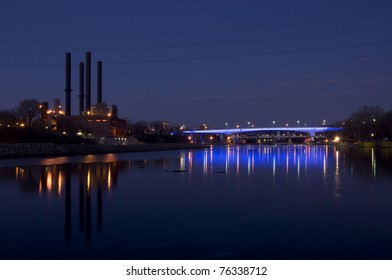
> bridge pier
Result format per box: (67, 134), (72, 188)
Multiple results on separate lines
(309, 132), (315, 142)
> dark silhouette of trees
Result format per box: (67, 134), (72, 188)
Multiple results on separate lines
(0, 109), (18, 127)
(379, 109), (392, 140)
(342, 105), (386, 141)
(15, 99), (41, 127)
(127, 121), (148, 138)
(126, 120), (186, 143)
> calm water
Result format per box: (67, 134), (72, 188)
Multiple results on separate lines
(0, 145), (391, 260)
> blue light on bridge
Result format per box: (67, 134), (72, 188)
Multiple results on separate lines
(180, 126), (342, 135)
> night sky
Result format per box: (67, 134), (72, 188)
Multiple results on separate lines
(1, 0), (391, 128)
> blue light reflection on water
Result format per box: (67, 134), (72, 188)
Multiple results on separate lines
(0, 145), (391, 260)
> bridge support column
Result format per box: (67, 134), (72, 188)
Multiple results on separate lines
(219, 134), (225, 144)
(310, 132), (315, 142)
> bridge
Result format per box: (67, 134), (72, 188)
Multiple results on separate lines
(179, 126), (343, 143)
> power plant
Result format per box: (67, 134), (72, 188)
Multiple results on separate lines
(46, 52), (127, 144)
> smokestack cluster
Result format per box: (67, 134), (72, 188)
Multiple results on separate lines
(97, 61), (102, 104)
(65, 53), (72, 116)
(78, 62), (84, 115)
(63, 51), (103, 116)
(85, 51), (91, 112)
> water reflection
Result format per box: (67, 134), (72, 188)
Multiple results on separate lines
(0, 145), (392, 259)
(3, 161), (126, 243)
(3, 145), (392, 197)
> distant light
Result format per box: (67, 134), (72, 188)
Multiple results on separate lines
(334, 136), (340, 142)
(371, 133), (374, 137)
(236, 124), (240, 128)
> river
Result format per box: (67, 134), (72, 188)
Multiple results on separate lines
(0, 144), (391, 259)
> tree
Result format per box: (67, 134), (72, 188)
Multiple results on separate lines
(127, 120), (148, 137)
(379, 110), (392, 140)
(0, 109), (18, 127)
(15, 99), (41, 127)
(344, 105), (384, 141)
(149, 120), (170, 135)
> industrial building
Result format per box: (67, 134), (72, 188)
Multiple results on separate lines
(52, 52), (127, 144)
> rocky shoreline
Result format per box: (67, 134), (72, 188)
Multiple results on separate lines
(0, 143), (210, 159)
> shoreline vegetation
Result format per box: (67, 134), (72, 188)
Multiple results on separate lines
(0, 143), (210, 159)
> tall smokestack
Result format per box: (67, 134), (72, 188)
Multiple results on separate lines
(65, 52), (71, 116)
(97, 61), (102, 104)
(85, 51), (91, 112)
(78, 62), (85, 115)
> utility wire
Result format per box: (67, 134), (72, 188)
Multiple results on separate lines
(1, 12), (391, 42)
(0, 40), (390, 69)
(106, 40), (392, 65)
(0, 24), (391, 56)
(1, 53), (391, 80)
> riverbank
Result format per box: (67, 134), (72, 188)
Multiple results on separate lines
(0, 143), (210, 159)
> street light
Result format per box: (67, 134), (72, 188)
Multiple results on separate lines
(247, 121), (251, 127)
(272, 121), (276, 126)
(225, 122), (228, 128)
(297, 120), (300, 127)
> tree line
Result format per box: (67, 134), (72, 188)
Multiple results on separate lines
(333, 105), (392, 142)
(0, 99), (42, 128)
(1, 99), (391, 143)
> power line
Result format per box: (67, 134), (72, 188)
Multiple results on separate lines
(0, 40), (390, 69)
(107, 53), (392, 78)
(1, 12), (391, 43)
(105, 41), (392, 65)
(1, 53), (391, 80)
(1, 24), (391, 56)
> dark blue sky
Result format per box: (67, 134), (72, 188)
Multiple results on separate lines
(1, 0), (391, 128)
